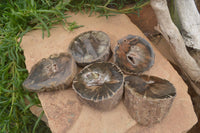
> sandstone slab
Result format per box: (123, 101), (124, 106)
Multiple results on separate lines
(21, 13), (197, 133)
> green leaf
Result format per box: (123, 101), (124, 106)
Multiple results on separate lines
(23, 102), (36, 112)
(34, 14), (50, 37)
(31, 0), (35, 7)
(32, 111), (44, 133)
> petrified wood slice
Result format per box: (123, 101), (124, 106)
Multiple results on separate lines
(114, 35), (155, 74)
(23, 53), (77, 92)
(124, 75), (176, 126)
(69, 31), (111, 67)
(72, 62), (124, 111)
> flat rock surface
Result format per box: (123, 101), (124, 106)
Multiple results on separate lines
(21, 13), (197, 133)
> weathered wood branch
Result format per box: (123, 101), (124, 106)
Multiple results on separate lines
(150, 0), (200, 82)
(175, 0), (200, 50)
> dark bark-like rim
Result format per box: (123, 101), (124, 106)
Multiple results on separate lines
(125, 75), (176, 100)
(114, 35), (155, 74)
(72, 62), (124, 102)
(23, 53), (77, 92)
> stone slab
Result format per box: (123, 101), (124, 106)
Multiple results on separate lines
(21, 13), (197, 133)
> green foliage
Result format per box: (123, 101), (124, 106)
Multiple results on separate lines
(0, 0), (69, 132)
(0, 0), (149, 132)
(0, 32), (51, 132)
(68, 0), (149, 18)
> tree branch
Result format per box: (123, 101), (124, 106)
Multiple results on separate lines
(150, 0), (200, 82)
(175, 0), (200, 50)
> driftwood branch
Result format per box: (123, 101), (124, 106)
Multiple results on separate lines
(150, 0), (200, 82)
(174, 0), (200, 50)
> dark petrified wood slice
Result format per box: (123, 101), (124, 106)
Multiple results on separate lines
(124, 75), (176, 126)
(23, 53), (77, 92)
(114, 35), (155, 74)
(69, 31), (111, 67)
(72, 62), (124, 111)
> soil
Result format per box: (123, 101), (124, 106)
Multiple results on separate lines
(195, 0), (200, 12)
(126, 5), (159, 38)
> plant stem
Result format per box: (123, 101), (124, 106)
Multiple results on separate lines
(84, 1), (150, 14)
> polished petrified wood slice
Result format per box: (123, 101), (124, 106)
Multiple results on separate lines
(72, 62), (124, 110)
(23, 53), (77, 92)
(69, 31), (111, 67)
(124, 75), (176, 126)
(114, 35), (155, 74)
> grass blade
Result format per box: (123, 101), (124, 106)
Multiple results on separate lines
(32, 111), (44, 133)
(34, 14), (50, 37)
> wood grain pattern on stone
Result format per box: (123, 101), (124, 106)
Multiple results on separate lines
(114, 35), (155, 74)
(124, 75), (176, 126)
(73, 62), (124, 111)
(23, 53), (77, 92)
(69, 31), (111, 67)
(21, 12), (197, 133)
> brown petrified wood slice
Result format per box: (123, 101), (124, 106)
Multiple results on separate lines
(23, 53), (77, 92)
(124, 75), (176, 126)
(69, 31), (111, 67)
(114, 35), (155, 74)
(72, 62), (124, 111)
